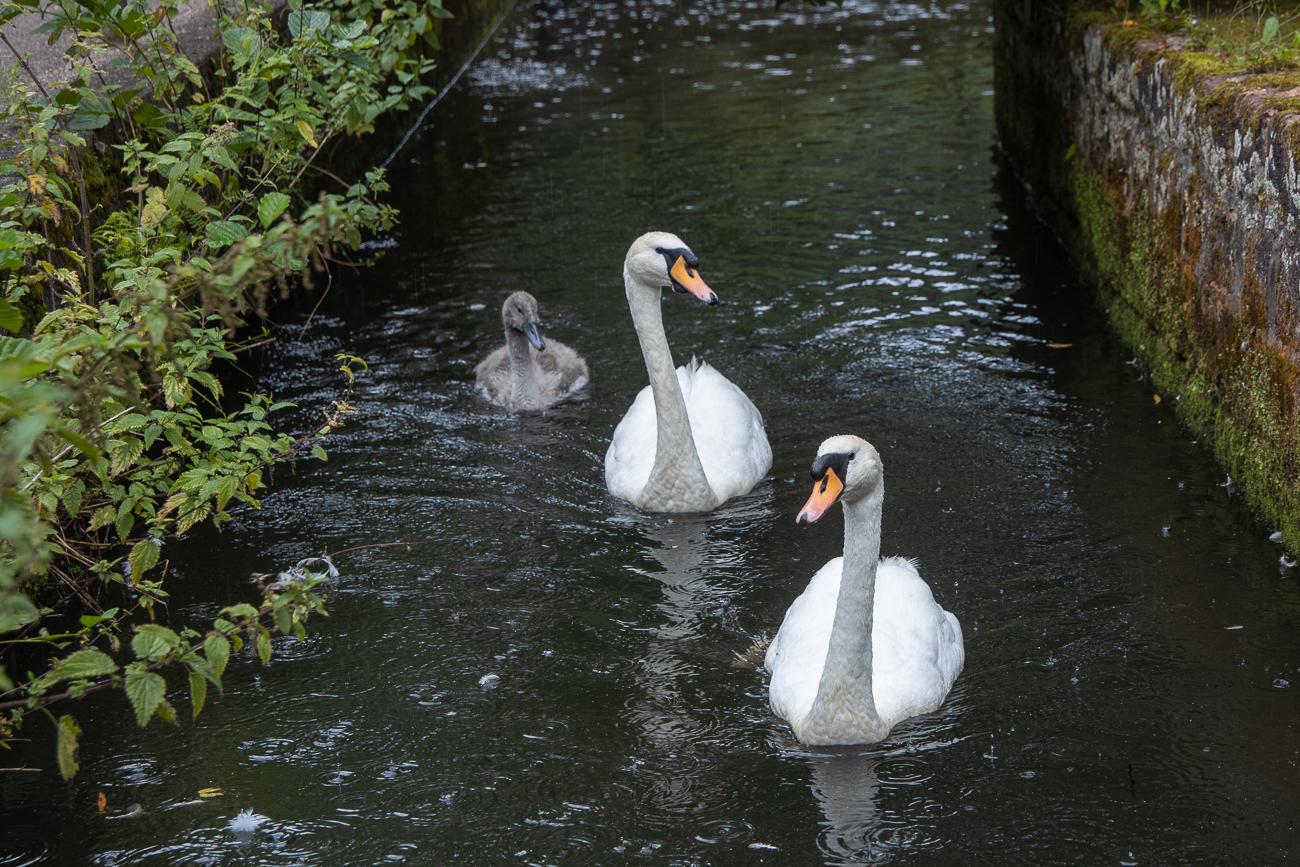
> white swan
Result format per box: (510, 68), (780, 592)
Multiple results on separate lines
(766, 435), (964, 745)
(604, 232), (771, 512)
(475, 291), (588, 411)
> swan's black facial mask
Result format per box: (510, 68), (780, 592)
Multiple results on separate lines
(810, 452), (853, 486)
(797, 452), (854, 526)
(654, 246), (718, 305)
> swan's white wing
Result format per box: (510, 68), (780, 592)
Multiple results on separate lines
(766, 557), (842, 730)
(605, 383), (658, 502)
(870, 556), (964, 727)
(681, 360), (772, 500)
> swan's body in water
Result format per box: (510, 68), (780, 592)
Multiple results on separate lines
(604, 232), (771, 512)
(766, 435), (964, 745)
(475, 291), (588, 411)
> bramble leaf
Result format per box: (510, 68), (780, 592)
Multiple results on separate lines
(125, 669), (167, 726)
(0, 298), (22, 332)
(188, 670), (207, 717)
(48, 649), (118, 682)
(131, 627), (174, 661)
(129, 538), (161, 579)
(205, 634), (230, 676)
(56, 715), (80, 779)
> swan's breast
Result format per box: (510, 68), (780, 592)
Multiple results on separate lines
(766, 557), (842, 726)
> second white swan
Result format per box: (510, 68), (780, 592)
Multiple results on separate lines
(604, 232), (771, 513)
(766, 435), (964, 745)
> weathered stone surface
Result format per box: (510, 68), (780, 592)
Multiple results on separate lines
(995, 1), (1300, 550)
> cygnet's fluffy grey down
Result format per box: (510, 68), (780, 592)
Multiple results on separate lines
(474, 291), (588, 411)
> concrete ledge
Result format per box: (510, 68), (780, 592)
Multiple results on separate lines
(994, 1), (1300, 549)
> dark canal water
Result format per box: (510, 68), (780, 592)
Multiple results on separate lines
(5, 0), (1300, 863)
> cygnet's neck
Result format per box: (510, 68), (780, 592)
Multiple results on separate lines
(624, 268), (717, 511)
(506, 326), (543, 410)
(805, 483), (889, 743)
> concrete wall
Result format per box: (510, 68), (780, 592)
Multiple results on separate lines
(994, 0), (1300, 550)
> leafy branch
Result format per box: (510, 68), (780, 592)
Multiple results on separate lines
(0, 558), (333, 779)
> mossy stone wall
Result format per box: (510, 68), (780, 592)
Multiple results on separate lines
(994, 0), (1300, 550)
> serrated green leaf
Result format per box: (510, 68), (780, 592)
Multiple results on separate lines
(0, 298), (22, 332)
(205, 633), (230, 677)
(115, 507), (135, 542)
(136, 623), (179, 647)
(216, 474), (240, 511)
(125, 669), (167, 726)
(184, 652), (220, 688)
(130, 538), (161, 579)
(61, 478), (84, 519)
(154, 697), (178, 725)
(110, 436), (144, 475)
(131, 629), (171, 661)
(48, 649), (118, 681)
(56, 715), (80, 779)
(257, 191), (291, 229)
(311, 444), (327, 461)
(287, 9), (329, 37)
(67, 109), (111, 130)
(132, 102), (168, 129)
(188, 670), (207, 717)
(204, 220), (248, 248)
(256, 629), (271, 665)
(177, 502), (210, 535)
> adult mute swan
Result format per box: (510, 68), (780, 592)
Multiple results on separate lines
(475, 291), (589, 411)
(604, 232), (771, 512)
(766, 435), (964, 745)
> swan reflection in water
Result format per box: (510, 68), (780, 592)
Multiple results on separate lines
(806, 749), (883, 861)
(790, 708), (965, 863)
(622, 515), (746, 750)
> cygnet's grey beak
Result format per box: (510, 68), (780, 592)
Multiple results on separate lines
(523, 318), (546, 351)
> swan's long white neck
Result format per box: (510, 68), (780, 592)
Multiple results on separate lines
(506, 327), (543, 411)
(624, 268), (718, 511)
(805, 482), (890, 743)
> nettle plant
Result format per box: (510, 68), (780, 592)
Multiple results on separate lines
(0, 0), (443, 775)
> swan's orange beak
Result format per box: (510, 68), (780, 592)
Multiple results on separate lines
(670, 256), (719, 305)
(797, 468), (843, 526)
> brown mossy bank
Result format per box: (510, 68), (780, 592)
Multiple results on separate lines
(994, 1), (1300, 552)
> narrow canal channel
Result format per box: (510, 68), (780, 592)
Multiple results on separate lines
(3, 0), (1300, 863)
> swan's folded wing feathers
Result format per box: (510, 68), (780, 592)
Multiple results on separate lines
(535, 339), (590, 400)
(871, 557), (964, 725)
(679, 362), (772, 500)
(474, 345), (511, 405)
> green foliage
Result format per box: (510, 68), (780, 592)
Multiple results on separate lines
(0, 0), (442, 775)
(1125, 1), (1300, 72)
